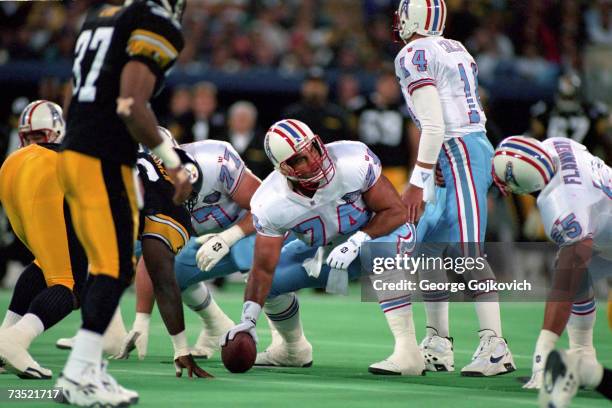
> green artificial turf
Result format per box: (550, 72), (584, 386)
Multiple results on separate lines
(0, 284), (609, 407)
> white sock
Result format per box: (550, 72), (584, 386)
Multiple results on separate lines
(133, 312), (151, 333)
(64, 329), (103, 378)
(424, 301), (449, 337)
(474, 300), (503, 337)
(264, 293), (304, 345)
(1, 310), (22, 329)
(170, 330), (189, 358)
(182, 282), (232, 331)
(382, 302), (419, 354)
(534, 329), (559, 367)
(568, 301), (596, 354)
(9, 313), (44, 348)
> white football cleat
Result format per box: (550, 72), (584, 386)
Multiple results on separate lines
(369, 343), (426, 376)
(99, 360), (139, 404)
(538, 349), (579, 408)
(56, 335), (127, 357)
(255, 337), (313, 367)
(56, 336), (74, 350)
(191, 315), (235, 359)
(461, 331), (516, 377)
(0, 337), (52, 379)
(420, 334), (455, 372)
(55, 362), (135, 407)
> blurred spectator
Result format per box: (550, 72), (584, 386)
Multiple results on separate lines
(529, 73), (611, 161)
(336, 74), (365, 112)
(163, 86), (193, 142)
(585, 0), (612, 45)
(222, 101), (272, 180)
(351, 66), (416, 190)
(180, 82), (225, 144)
(467, 11), (514, 83)
(283, 68), (350, 144)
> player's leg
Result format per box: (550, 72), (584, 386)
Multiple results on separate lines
(0, 263), (47, 330)
(539, 349), (612, 408)
(415, 188), (455, 372)
(176, 235), (254, 358)
(255, 240), (320, 367)
(363, 223), (425, 375)
(442, 135), (514, 376)
(0, 196), (87, 379)
(55, 153), (138, 405)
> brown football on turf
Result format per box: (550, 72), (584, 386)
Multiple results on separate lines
(221, 332), (257, 373)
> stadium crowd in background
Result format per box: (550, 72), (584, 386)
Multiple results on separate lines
(1, 0), (612, 285)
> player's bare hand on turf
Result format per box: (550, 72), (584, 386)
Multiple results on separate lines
(401, 184), (425, 223)
(167, 165), (193, 205)
(174, 354), (214, 378)
(221, 320), (258, 346)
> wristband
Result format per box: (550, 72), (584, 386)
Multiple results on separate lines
(171, 330), (190, 358)
(348, 230), (371, 248)
(219, 224), (246, 248)
(133, 312), (150, 332)
(152, 139), (181, 169)
(409, 164), (435, 189)
(241, 301), (262, 325)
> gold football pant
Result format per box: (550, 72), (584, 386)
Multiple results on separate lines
(57, 150), (139, 283)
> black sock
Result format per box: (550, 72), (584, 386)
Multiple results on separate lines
(28, 285), (76, 330)
(80, 275), (128, 334)
(8, 263), (46, 315)
(596, 367), (612, 400)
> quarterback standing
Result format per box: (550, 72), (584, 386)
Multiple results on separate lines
(393, 0), (515, 376)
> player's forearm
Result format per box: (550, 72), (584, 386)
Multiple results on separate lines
(411, 85), (445, 172)
(361, 207), (406, 239)
(236, 213), (256, 237)
(244, 266), (274, 306)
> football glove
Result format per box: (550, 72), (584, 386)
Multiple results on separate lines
(220, 301), (261, 346)
(195, 225), (245, 272)
(326, 231), (371, 270)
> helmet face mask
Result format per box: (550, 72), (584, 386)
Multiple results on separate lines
(279, 137), (335, 191)
(264, 120), (335, 191)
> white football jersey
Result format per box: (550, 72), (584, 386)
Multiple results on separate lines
(537, 138), (612, 256)
(251, 141), (382, 248)
(181, 140), (247, 235)
(395, 36), (486, 139)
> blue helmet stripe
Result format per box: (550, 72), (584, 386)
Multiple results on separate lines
(278, 122), (302, 142)
(502, 142), (555, 179)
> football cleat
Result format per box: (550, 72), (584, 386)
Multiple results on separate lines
(255, 337), (313, 367)
(0, 336), (52, 379)
(461, 331), (516, 377)
(56, 335), (126, 357)
(538, 350), (579, 408)
(55, 362), (136, 407)
(56, 336), (74, 350)
(419, 334), (455, 372)
(368, 344), (426, 376)
(191, 315), (235, 359)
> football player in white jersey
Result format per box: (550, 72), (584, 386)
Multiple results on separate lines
(117, 139), (261, 360)
(393, 0), (515, 376)
(493, 135), (611, 396)
(223, 119), (425, 375)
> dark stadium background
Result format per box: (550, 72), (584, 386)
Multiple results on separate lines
(0, 0), (611, 282)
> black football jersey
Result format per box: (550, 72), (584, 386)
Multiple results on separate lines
(530, 100), (609, 152)
(136, 151), (193, 238)
(63, 1), (184, 165)
(352, 97), (411, 167)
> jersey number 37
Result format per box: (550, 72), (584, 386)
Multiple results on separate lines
(72, 27), (115, 103)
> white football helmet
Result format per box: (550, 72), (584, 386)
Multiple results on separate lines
(492, 136), (557, 195)
(264, 119), (335, 190)
(17, 100), (65, 147)
(394, 0), (447, 42)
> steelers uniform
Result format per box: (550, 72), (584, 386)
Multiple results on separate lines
(58, 1), (184, 282)
(0, 144), (86, 290)
(137, 151), (193, 255)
